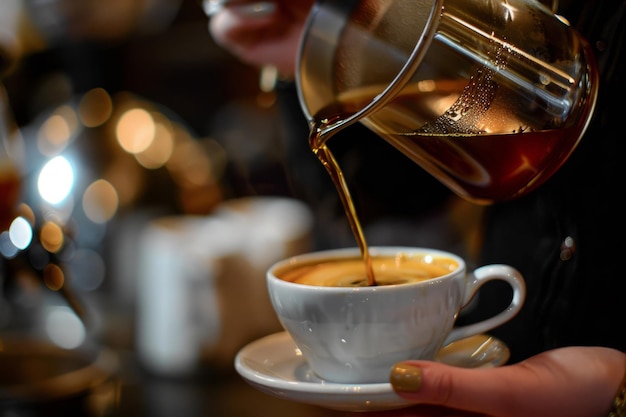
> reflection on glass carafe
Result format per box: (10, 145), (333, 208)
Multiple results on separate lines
(298, 0), (598, 204)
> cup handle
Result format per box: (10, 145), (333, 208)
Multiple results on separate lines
(443, 264), (526, 346)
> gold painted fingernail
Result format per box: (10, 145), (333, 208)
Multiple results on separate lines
(390, 363), (423, 392)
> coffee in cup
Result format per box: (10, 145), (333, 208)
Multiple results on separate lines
(276, 253), (458, 287)
(267, 246), (525, 384)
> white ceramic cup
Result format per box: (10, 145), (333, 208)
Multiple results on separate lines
(267, 246), (526, 383)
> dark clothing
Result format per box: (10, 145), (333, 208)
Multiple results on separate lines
(475, 0), (626, 362)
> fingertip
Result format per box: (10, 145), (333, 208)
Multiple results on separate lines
(390, 362), (423, 393)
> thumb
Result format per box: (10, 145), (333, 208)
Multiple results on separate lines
(391, 361), (521, 416)
(389, 347), (625, 417)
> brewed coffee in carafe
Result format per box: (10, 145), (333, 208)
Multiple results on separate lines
(300, 0), (598, 203)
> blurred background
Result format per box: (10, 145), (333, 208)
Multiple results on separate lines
(0, 0), (476, 415)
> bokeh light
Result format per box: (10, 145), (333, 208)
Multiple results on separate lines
(83, 179), (119, 223)
(8, 216), (33, 250)
(45, 306), (86, 349)
(116, 108), (155, 154)
(40, 221), (64, 253)
(134, 112), (174, 169)
(38, 155), (74, 205)
(78, 87), (113, 127)
(43, 263), (64, 291)
(0, 231), (19, 258)
(37, 105), (79, 157)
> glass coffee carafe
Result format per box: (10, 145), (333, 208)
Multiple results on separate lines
(298, 0), (598, 204)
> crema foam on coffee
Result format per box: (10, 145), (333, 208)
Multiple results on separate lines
(277, 254), (458, 287)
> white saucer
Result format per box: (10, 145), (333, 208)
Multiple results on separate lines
(234, 331), (510, 412)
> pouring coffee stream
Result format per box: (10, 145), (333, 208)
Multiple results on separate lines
(310, 120), (377, 286)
